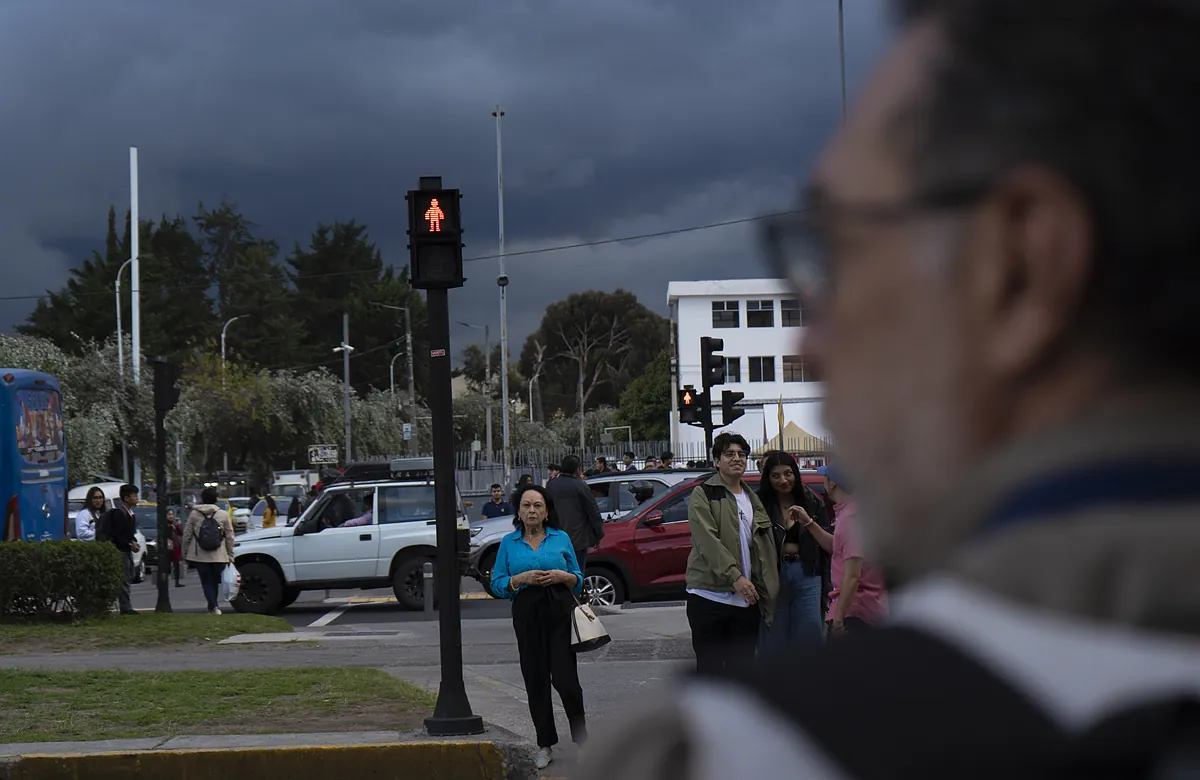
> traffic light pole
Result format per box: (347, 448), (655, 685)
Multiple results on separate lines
(407, 174), (483, 738)
(423, 287), (484, 738)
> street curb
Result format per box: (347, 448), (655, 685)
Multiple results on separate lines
(0, 740), (538, 780)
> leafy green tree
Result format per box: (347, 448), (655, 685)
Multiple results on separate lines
(614, 346), (671, 440)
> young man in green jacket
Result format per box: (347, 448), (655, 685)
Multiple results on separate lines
(684, 432), (779, 675)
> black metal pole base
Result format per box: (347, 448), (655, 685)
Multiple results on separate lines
(424, 714), (485, 737)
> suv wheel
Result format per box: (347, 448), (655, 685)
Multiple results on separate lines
(583, 566), (624, 607)
(231, 562), (283, 614)
(477, 548), (500, 599)
(393, 556), (436, 611)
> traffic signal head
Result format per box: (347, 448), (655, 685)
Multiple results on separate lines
(152, 358), (179, 412)
(722, 390), (745, 426)
(407, 178), (464, 290)
(701, 336), (725, 388)
(678, 385), (700, 424)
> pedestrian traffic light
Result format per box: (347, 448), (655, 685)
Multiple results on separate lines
(722, 390), (745, 426)
(152, 358), (179, 412)
(407, 176), (465, 290)
(701, 336), (725, 389)
(679, 385), (700, 424)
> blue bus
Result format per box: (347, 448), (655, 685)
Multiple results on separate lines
(1, 369), (68, 542)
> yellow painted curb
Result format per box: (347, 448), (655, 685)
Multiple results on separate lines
(0, 741), (511, 780)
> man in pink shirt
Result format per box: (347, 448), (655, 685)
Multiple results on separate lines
(819, 465), (888, 637)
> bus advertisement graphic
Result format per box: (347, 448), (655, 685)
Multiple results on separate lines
(15, 389), (64, 464)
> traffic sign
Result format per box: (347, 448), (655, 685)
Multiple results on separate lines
(402, 423), (413, 442)
(308, 444), (339, 464)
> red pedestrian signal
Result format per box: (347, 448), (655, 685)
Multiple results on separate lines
(679, 385), (701, 424)
(424, 198), (445, 232)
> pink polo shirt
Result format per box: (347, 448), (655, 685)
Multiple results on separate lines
(826, 498), (889, 625)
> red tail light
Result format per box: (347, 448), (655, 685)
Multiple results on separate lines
(3, 495), (19, 542)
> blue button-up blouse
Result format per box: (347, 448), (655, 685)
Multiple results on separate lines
(490, 526), (584, 598)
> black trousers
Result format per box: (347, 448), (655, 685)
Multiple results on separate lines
(574, 548), (589, 574)
(687, 593), (760, 677)
(172, 558), (183, 584)
(512, 586), (587, 748)
(194, 561), (223, 610)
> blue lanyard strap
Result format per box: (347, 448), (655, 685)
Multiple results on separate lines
(984, 457), (1200, 533)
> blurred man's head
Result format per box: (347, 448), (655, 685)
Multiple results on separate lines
(770, 0), (1200, 572)
(561, 455), (582, 477)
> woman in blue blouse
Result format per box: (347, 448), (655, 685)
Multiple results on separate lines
(491, 483), (586, 771)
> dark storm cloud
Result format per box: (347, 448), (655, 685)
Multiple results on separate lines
(0, 0), (890, 350)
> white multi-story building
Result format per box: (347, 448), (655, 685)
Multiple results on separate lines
(667, 279), (830, 459)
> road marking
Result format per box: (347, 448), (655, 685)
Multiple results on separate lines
(322, 593), (494, 605)
(308, 605), (351, 628)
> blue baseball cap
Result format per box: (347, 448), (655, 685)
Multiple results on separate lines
(816, 464), (844, 484)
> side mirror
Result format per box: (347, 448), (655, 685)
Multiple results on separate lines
(643, 510), (665, 527)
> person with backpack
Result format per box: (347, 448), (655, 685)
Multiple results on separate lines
(182, 487), (235, 615)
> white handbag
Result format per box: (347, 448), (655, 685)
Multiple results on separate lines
(570, 595), (611, 652)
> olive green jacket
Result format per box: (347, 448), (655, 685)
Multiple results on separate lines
(684, 474), (779, 625)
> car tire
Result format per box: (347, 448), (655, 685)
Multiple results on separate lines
(278, 587), (301, 610)
(392, 556), (435, 611)
(230, 562), (283, 614)
(477, 547), (500, 599)
(583, 566), (625, 607)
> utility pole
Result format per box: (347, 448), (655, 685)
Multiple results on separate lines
(371, 301), (419, 455)
(152, 358), (178, 614)
(220, 314), (248, 473)
(337, 313), (353, 464)
(838, 0), (848, 120)
(492, 105), (511, 487)
(130, 147), (142, 492)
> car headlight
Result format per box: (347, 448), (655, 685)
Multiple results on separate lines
(470, 527), (483, 537)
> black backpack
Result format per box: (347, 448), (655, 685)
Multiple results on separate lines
(196, 510), (223, 551)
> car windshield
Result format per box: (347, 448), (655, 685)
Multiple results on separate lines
(228, 498), (251, 509)
(134, 506), (160, 530)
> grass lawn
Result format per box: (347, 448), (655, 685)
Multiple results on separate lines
(0, 668), (435, 743)
(0, 613), (292, 653)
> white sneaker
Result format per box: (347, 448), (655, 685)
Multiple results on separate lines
(210, 607), (222, 616)
(535, 747), (553, 770)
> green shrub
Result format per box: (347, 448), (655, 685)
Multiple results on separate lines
(0, 541), (124, 621)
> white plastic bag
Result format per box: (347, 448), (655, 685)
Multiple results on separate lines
(222, 563), (241, 602)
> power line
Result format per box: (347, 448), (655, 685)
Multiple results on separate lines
(0, 207), (805, 305)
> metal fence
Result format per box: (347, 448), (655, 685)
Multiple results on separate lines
(359, 437), (833, 495)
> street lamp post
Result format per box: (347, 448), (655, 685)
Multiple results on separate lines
(604, 426), (634, 453)
(115, 258), (133, 482)
(220, 314), (249, 472)
(492, 105), (512, 487)
(371, 302), (418, 454)
(130, 147), (143, 492)
(459, 321), (492, 458)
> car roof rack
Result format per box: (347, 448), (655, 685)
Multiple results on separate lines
(332, 458), (436, 486)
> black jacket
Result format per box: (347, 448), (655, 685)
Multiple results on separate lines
(545, 474), (604, 551)
(104, 505), (137, 553)
(758, 483), (830, 579)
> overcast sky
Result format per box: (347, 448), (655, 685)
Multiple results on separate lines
(0, 0), (889, 351)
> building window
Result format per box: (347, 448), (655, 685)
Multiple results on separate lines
(783, 355), (822, 383)
(747, 300), (774, 328)
(781, 299), (805, 328)
(749, 356), (776, 383)
(724, 357), (741, 382)
(712, 300), (739, 328)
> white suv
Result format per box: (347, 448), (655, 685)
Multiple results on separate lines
(228, 459), (467, 614)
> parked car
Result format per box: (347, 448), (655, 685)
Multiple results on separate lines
(249, 496), (297, 529)
(580, 470), (827, 607)
(229, 458), (469, 614)
(465, 468), (712, 593)
(66, 482), (148, 582)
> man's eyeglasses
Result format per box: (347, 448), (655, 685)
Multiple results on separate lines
(722, 450), (747, 461)
(759, 184), (989, 303)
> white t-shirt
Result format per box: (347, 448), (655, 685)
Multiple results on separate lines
(688, 488), (755, 608)
(75, 508), (100, 542)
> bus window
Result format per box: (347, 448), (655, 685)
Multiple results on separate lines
(2, 370), (68, 541)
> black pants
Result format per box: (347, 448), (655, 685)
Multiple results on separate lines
(574, 548), (589, 574)
(827, 616), (873, 640)
(172, 559), (183, 584)
(512, 586), (587, 748)
(687, 593), (760, 677)
(194, 562), (223, 610)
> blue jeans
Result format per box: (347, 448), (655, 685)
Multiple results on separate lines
(762, 561), (824, 651)
(195, 562), (223, 611)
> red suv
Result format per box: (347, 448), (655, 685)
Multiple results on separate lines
(581, 471), (828, 607)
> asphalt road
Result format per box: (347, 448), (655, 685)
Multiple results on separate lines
(131, 566), (509, 627)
